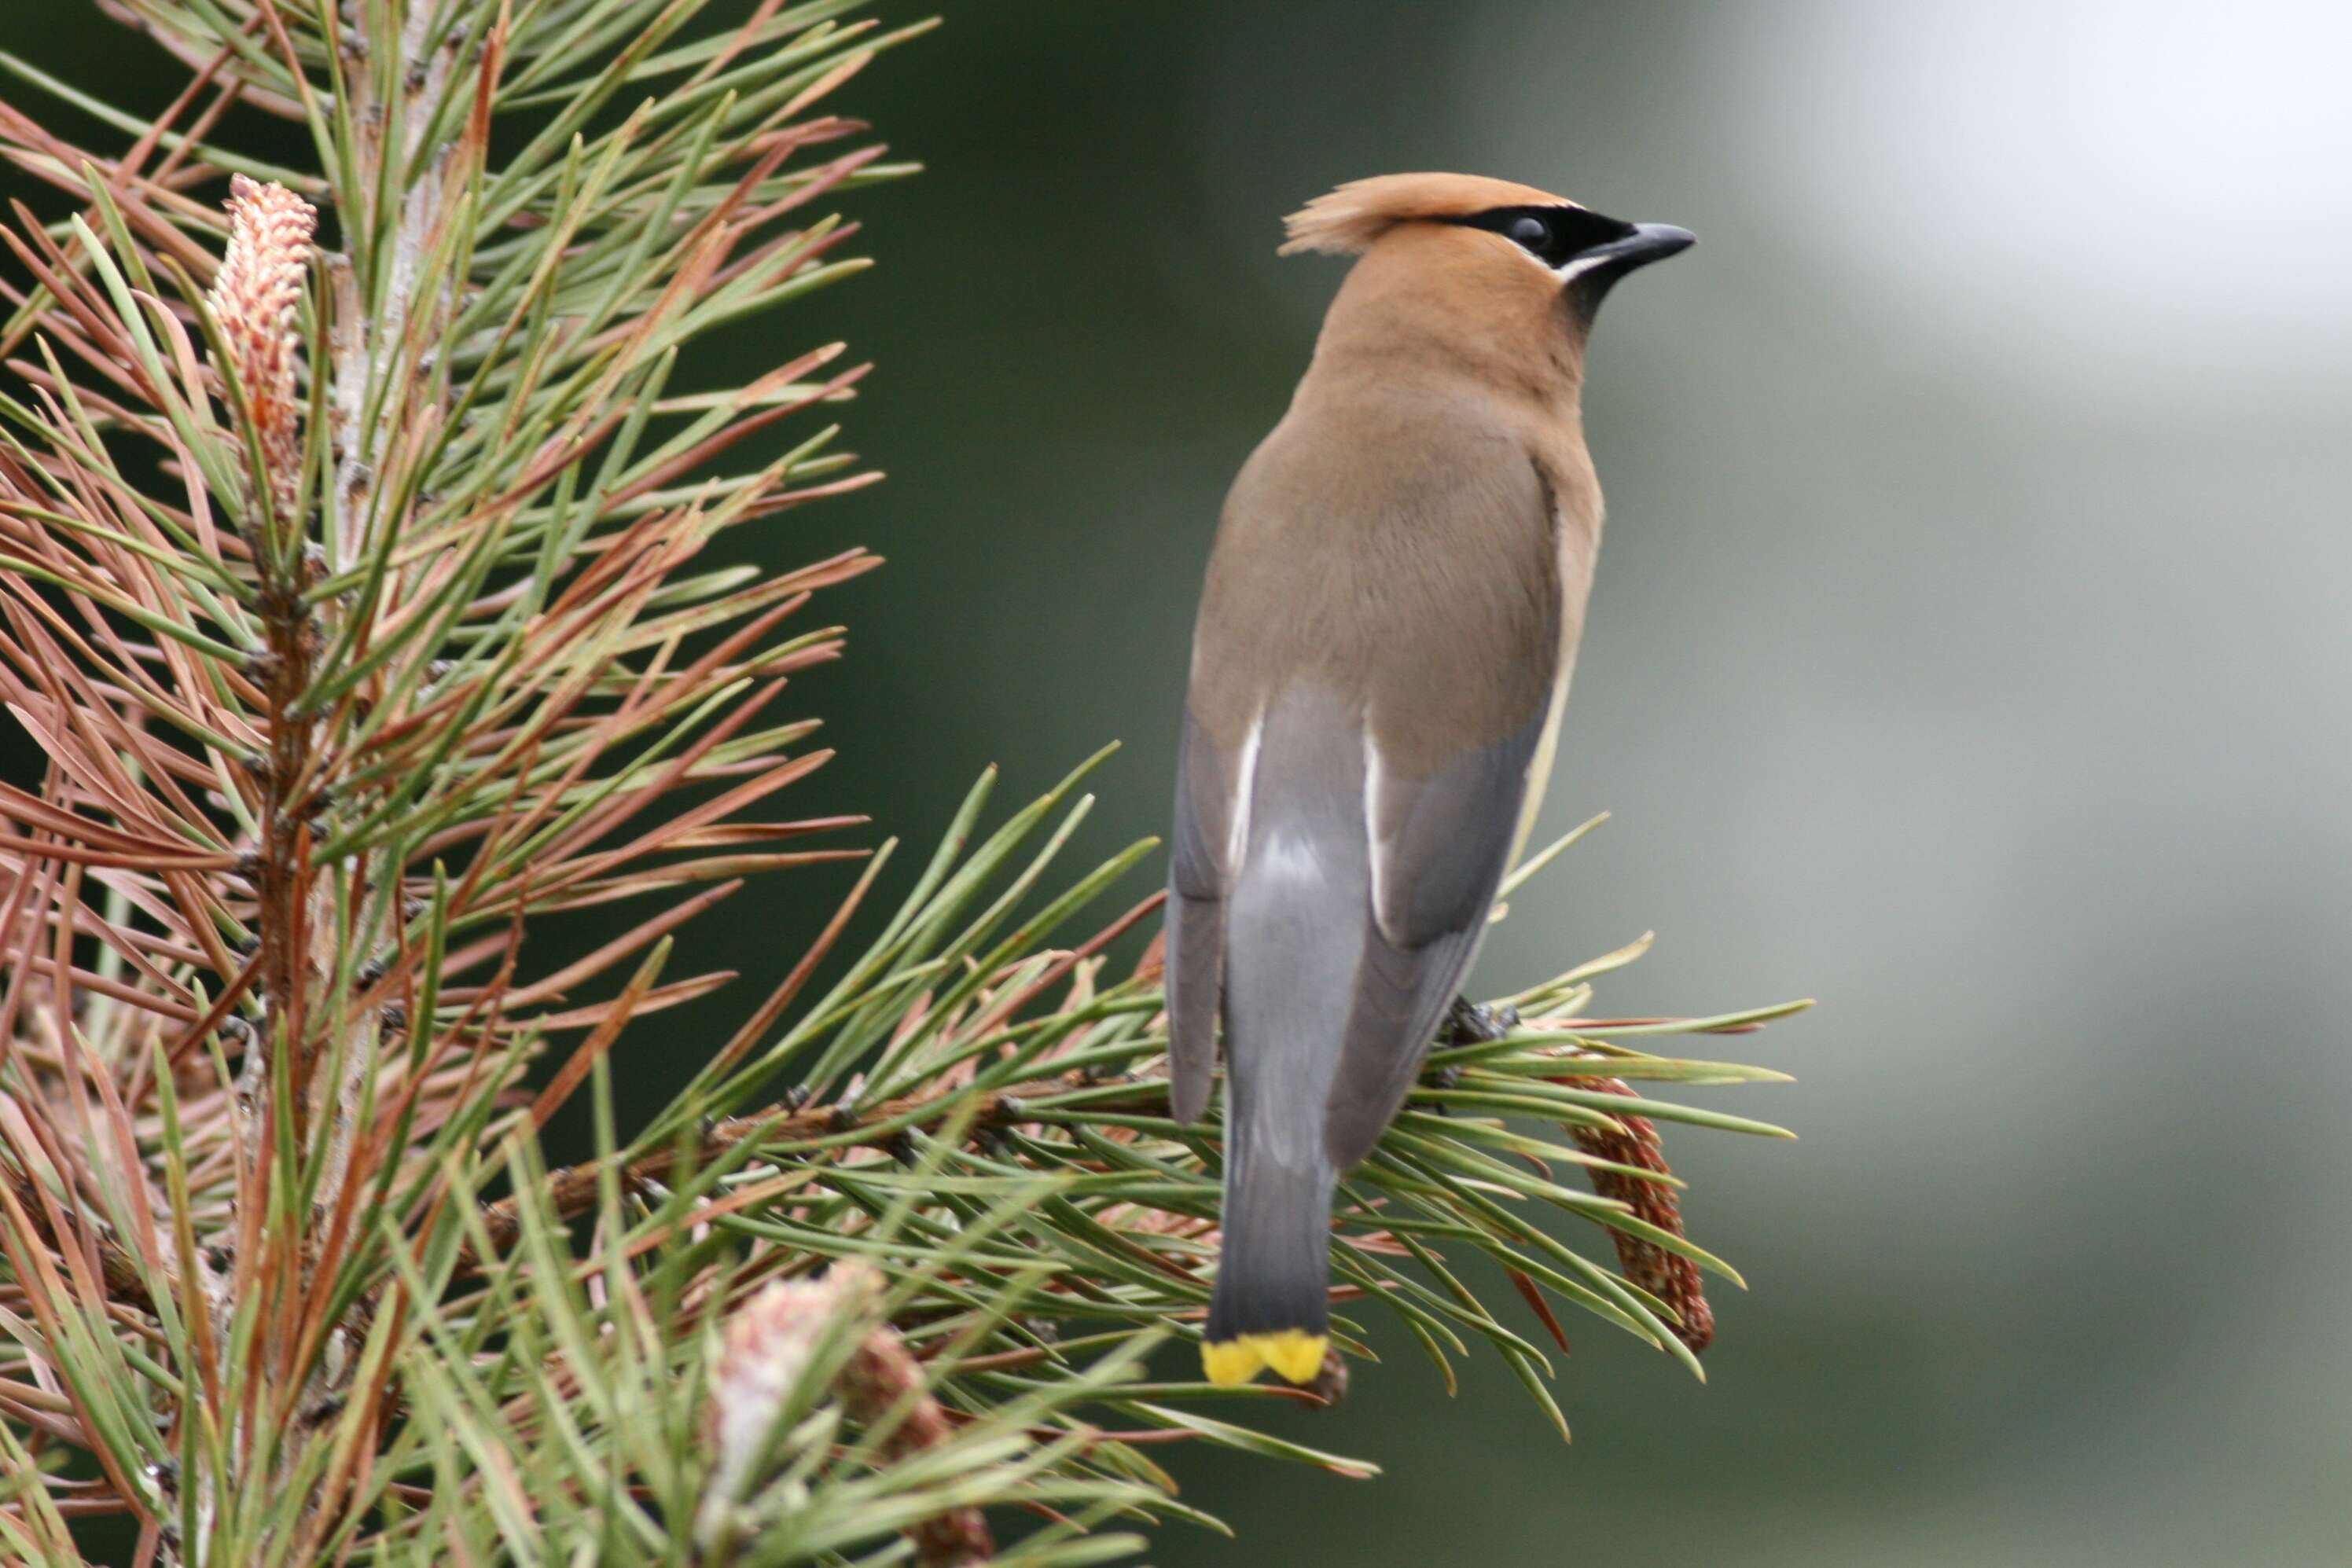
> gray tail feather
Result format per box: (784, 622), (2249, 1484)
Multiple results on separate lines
(1207, 1142), (1335, 1340)
(1206, 688), (1362, 1342)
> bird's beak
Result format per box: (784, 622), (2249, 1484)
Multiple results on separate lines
(1582, 222), (1696, 277)
(1562, 221), (1695, 312)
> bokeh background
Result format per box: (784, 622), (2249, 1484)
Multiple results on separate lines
(9, 2), (2352, 1563)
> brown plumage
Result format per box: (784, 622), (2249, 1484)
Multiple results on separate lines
(1170, 174), (1693, 1385)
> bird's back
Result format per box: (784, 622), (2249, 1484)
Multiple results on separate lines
(1189, 380), (1562, 773)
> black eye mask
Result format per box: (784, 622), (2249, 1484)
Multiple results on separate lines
(1450, 204), (1636, 269)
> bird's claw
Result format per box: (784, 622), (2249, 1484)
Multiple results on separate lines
(1443, 996), (1520, 1046)
(1419, 998), (1518, 1112)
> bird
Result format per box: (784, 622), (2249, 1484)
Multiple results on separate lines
(1163, 173), (1695, 1386)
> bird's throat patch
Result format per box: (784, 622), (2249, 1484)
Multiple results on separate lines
(1202, 1330), (1328, 1386)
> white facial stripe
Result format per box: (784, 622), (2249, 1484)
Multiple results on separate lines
(1494, 240), (1610, 284)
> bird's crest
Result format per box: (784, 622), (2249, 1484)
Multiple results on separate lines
(1279, 172), (1582, 256)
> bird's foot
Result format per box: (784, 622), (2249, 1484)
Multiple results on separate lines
(1443, 996), (1520, 1046)
(1418, 997), (1519, 1111)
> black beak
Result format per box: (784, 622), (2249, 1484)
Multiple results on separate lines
(1568, 221), (1696, 310)
(1608, 222), (1696, 266)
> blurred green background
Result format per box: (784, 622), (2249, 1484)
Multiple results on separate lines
(9, 2), (2352, 1563)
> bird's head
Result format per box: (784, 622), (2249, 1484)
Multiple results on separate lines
(1281, 173), (1692, 382)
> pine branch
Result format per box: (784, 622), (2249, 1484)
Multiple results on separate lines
(465, 1062), (1152, 1272)
(0, 4), (1806, 1562)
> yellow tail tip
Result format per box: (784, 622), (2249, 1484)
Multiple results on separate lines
(1201, 1338), (1263, 1386)
(1202, 1331), (1329, 1386)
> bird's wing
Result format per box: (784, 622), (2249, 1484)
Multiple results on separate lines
(1321, 710), (1548, 1166)
(1165, 708), (1233, 1124)
(1178, 403), (1572, 1159)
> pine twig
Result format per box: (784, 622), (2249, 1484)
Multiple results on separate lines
(464, 1064), (1155, 1269)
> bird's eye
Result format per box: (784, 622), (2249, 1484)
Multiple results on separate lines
(1505, 214), (1553, 253)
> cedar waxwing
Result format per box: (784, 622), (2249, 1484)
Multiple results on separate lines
(1166, 173), (1696, 1386)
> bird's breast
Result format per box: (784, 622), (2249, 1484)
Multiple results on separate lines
(1512, 475), (1602, 859)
